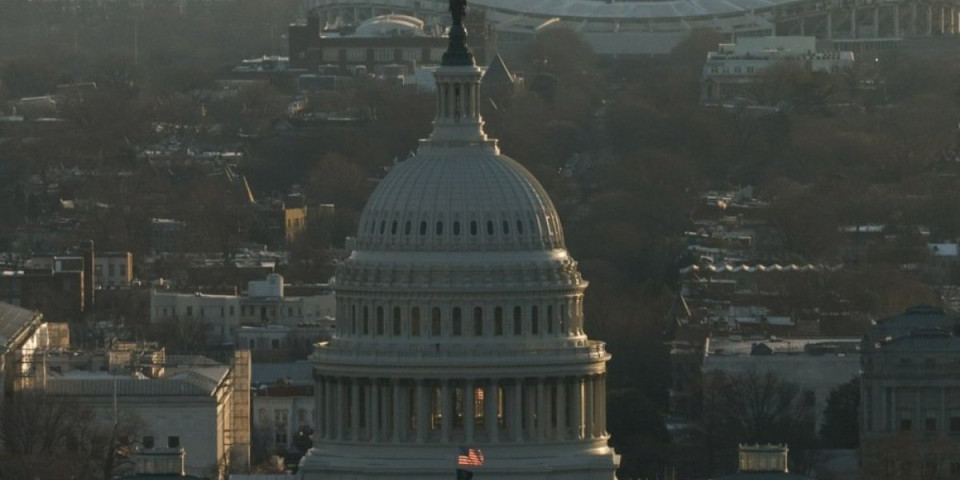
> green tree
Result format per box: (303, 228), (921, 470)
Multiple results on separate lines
(820, 377), (860, 448)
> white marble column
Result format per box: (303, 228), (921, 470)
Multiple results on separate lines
(392, 380), (402, 443)
(511, 380), (523, 442)
(524, 381), (536, 441)
(537, 379), (548, 440)
(417, 380), (428, 443)
(316, 377), (325, 440)
(351, 381), (360, 441)
(465, 380), (475, 442)
(380, 383), (390, 441)
(486, 379), (499, 443)
(442, 381), (452, 442)
(584, 375), (595, 439)
(598, 375), (607, 436)
(556, 378), (567, 441)
(572, 377), (583, 439)
(370, 380), (380, 442)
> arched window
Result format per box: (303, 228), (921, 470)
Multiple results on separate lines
(420, 221), (427, 236)
(452, 307), (462, 336)
(411, 307), (420, 336)
(379, 221), (385, 234)
(516, 220), (524, 235)
(486, 220), (494, 235)
(391, 220), (398, 235)
(502, 220), (510, 235)
(560, 304), (566, 334)
(394, 308), (403, 335)
(432, 307), (442, 336)
(470, 221), (478, 236)
(453, 221), (461, 235)
(436, 222), (444, 235)
(494, 307), (503, 336)
(376, 307), (384, 335)
(473, 307), (483, 336)
(405, 221), (412, 235)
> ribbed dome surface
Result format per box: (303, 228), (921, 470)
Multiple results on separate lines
(356, 145), (565, 252)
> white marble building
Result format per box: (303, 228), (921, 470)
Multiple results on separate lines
(297, 13), (619, 480)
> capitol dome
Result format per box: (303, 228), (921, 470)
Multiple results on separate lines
(298, 9), (619, 480)
(356, 150), (564, 252)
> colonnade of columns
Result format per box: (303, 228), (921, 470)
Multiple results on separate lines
(314, 374), (608, 444)
(776, 3), (960, 38)
(437, 79), (480, 123)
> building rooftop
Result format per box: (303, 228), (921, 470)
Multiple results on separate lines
(706, 336), (860, 356)
(0, 301), (41, 349)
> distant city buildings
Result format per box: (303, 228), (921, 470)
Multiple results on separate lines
(701, 36), (855, 104)
(40, 344), (252, 480)
(289, 14), (449, 74)
(150, 273), (335, 347)
(702, 336), (860, 427)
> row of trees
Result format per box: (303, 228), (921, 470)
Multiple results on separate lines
(0, 392), (141, 480)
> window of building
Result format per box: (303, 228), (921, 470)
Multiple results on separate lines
(950, 416), (960, 432)
(230, 305), (235, 316)
(167, 436), (180, 448)
(470, 221), (478, 236)
(473, 307), (483, 336)
(513, 307), (522, 335)
(186, 306), (193, 316)
(377, 307), (385, 335)
(275, 429), (288, 445)
(431, 308), (442, 336)
(494, 307), (503, 335)
(420, 221), (427, 236)
(411, 307), (421, 336)
(249, 339), (256, 349)
(436, 221), (443, 235)
(486, 220), (494, 235)
(453, 308), (462, 336)
(271, 339), (280, 350)
(531, 306), (539, 334)
(546, 306), (553, 334)
(142, 436), (155, 449)
(925, 417), (937, 432)
(453, 221), (461, 235)
(900, 419), (912, 431)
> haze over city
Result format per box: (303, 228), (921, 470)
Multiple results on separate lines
(2, 0), (960, 479)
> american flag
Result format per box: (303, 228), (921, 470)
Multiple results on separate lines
(457, 447), (484, 466)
